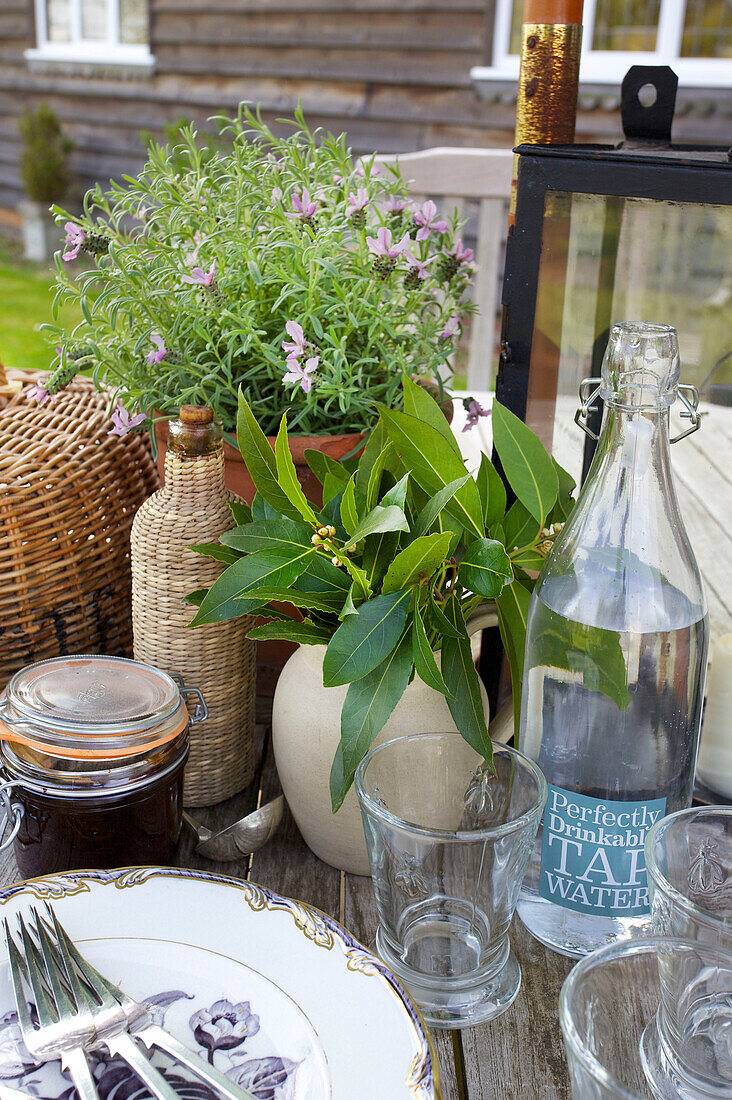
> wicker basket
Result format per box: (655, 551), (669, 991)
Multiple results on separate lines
(0, 375), (159, 689)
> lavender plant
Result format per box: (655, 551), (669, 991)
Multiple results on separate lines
(40, 105), (476, 436)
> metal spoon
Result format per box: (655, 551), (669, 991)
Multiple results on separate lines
(183, 796), (284, 861)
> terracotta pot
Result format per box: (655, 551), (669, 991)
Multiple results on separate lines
(272, 608), (505, 875)
(155, 419), (365, 505)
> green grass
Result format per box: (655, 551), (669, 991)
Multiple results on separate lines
(0, 238), (82, 373)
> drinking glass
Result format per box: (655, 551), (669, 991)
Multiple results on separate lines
(355, 732), (547, 1029)
(646, 807), (732, 944)
(561, 937), (732, 1099)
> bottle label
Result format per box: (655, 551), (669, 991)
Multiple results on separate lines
(539, 784), (667, 917)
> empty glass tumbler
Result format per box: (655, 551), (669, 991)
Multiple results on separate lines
(355, 733), (547, 1029)
(646, 806), (732, 946)
(561, 937), (732, 1099)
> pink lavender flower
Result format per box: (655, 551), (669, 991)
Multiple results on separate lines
(283, 355), (319, 394)
(182, 261), (216, 287)
(146, 333), (168, 366)
(441, 315), (461, 340)
(356, 162), (381, 178)
(462, 399), (490, 432)
(368, 226), (410, 280)
(332, 173), (343, 185)
(108, 405), (146, 437)
(386, 195), (408, 214)
(448, 238), (474, 265)
(366, 227), (409, 259)
(414, 201), (448, 241)
(271, 187), (283, 202)
(404, 250), (433, 281)
(26, 383), (51, 406)
(282, 320), (307, 360)
(346, 188), (369, 221)
(286, 189), (318, 221)
(62, 223), (85, 261)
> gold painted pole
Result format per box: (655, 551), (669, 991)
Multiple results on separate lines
(509, 0), (584, 227)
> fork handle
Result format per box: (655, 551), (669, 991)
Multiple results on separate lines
(136, 1024), (258, 1100)
(60, 1046), (101, 1100)
(103, 1030), (181, 1100)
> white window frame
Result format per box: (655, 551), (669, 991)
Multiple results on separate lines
(471, 0), (732, 88)
(26, 0), (154, 66)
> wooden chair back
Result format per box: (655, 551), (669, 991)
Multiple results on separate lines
(375, 147), (513, 389)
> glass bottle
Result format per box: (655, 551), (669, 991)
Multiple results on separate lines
(131, 405), (256, 806)
(517, 322), (709, 957)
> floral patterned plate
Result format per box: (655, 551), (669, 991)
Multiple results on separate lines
(0, 868), (439, 1100)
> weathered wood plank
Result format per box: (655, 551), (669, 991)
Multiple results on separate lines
(0, 14), (29, 39)
(376, 147), (513, 199)
(153, 46), (480, 86)
(460, 919), (573, 1100)
(467, 197), (506, 389)
(154, 11), (484, 50)
(154, 0), (486, 11)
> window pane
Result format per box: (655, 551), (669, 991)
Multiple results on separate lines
(120, 0), (147, 43)
(81, 0), (107, 39)
(592, 0), (660, 51)
(46, 0), (71, 42)
(509, 0), (523, 55)
(681, 0), (732, 58)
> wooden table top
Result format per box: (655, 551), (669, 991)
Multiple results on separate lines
(0, 716), (575, 1100)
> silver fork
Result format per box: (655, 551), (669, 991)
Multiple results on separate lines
(5, 910), (100, 1100)
(41, 905), (257, 1100)
(5, 908), (180, 1100)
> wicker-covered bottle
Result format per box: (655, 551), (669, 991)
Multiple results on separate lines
(130, 405), (256, 806)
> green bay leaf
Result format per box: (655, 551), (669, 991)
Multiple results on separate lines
(323, 588), (411, 687)
(330, 630), (414, 811)
(382, 532), (452, 595)
(491, 400), (558, 526)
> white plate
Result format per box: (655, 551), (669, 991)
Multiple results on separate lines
(0, 868), (440, 1100)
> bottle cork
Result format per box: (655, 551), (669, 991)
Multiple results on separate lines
(179, 405), (214, 425)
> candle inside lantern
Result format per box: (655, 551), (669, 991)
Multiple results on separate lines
(696, 634), (732, 799)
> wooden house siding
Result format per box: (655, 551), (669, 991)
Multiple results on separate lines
(0, 0), (728, 218)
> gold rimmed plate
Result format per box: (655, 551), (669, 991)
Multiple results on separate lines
(0, 867), (440, 1100)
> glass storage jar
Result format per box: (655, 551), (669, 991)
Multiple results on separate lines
(0, 655), (206, 877)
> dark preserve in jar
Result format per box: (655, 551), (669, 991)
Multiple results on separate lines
(0, 656), (203, 876)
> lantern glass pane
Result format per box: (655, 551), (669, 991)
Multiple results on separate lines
(528, 191), (732, 646)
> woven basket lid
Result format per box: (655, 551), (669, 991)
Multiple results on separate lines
(0, 376), (159, 690)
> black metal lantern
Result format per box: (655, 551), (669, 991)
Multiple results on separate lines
(496, 65), (731, 483)
(478, 65), (731, 715)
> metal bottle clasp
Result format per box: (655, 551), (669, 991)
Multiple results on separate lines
(574, 377), (702, 444)
(170, 676), (208, 724)
(574, 378), (603, 442)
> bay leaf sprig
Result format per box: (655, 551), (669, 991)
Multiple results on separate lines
(189, 375), (577, 811)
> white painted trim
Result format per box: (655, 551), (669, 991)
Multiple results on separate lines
(471, 57), (732, 90)
(479, 0), (732, 89)
(25, 44), (155, 65)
